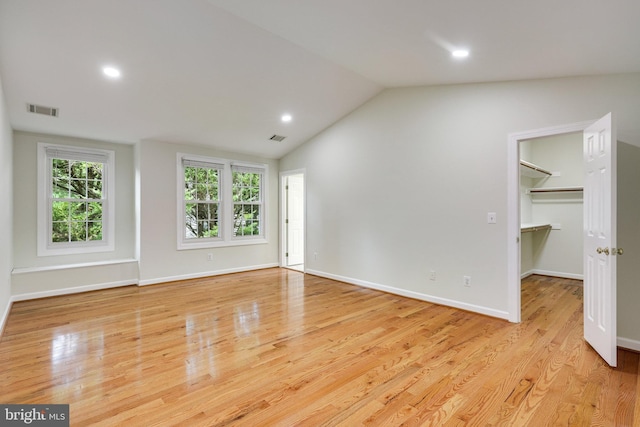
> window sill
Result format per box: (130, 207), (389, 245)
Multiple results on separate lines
(37, 242), (115, 257)
(12, 258), (138, 275)
(177, 238), (268, 251)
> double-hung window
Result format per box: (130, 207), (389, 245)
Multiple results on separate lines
(232, 165), (264, 238)
(178, 154), (267, 249)
(182, 158), (223, 242)
(38, 143), (115, 256)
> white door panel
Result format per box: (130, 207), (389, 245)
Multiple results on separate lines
(583, 112), (617, 367)
(286, 174), (305, 266)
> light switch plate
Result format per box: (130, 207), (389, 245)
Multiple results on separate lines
(487, 212), (497, 224)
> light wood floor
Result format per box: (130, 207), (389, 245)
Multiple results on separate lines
(0, 269), (638, 426)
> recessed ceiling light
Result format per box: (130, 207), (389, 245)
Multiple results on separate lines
(281, 113), (292, 123)
(102, 66), (121, 78)
(452, 49), (470, 59)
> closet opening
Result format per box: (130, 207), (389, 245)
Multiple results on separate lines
(519, 132), (584, 283)
(507, 120), (593, 323)
(510, 113), (624, 366)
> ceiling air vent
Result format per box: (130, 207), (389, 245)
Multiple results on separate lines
(27, 103), (59, 117)
(269, 134), (286, 142)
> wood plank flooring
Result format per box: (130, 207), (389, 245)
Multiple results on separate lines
(0, 269), (638, 426)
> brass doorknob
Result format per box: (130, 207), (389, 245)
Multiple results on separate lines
(612, 247), (624, 256)
(597, 247), (610, 255)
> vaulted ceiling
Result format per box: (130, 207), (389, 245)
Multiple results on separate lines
(1, 0), (639, 158)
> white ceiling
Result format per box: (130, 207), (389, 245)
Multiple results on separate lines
(1, 0), (639, 159)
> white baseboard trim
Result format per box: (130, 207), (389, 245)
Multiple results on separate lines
(0, 297), (12, 338)
(305, 269), (510, 321)
(521, 270), (533, 279)
(527, 269), (583, 281)
(11, 279), (137, 302)
(138, 263), (279, 286)
(618, 337), (640, 352)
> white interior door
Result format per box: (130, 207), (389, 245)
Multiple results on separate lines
(286, 174), (304, 266)
(583, 112), (617, 367)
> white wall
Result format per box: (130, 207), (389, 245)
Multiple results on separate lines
(12, 131), (138, 296)
(280, 73), (640, 320)
(0, 74), (13, 333)
(138, 140), (279, 285)
(617, 142), (640, 348)
(9, 131), (279, 297)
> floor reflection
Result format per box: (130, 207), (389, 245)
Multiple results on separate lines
(234, 301), (260, 338)
(50, 329), (104, 400)
(181, 270), (309, 380)
(184, 313), (219, 381)
(282, 271), (305, 335)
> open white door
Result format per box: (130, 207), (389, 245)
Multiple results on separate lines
(583, 112), (617, 367)
(285, 174), (304, 267)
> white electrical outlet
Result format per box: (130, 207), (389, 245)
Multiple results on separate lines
(464, 276), (471, 287)
(207, 253), (213, 261)
(314, 252), (318, 261)
(429, 270), (436, 281)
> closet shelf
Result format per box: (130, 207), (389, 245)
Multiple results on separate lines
(521, 223), (552, 233)
(520, 160), (552, 178)
(528, 186), (583, 194)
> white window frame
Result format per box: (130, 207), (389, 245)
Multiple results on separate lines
(37, 143), (116, 256)
(178, 154), (225, 249)
(231, 163), (266, 241)
(177, 153), (268, 250)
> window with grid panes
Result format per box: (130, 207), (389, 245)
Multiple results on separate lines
(182, 159), (222, 241)
(177, 154), (267, 249)
(38, 144), (115, 256)
(231, 165), (264, 238)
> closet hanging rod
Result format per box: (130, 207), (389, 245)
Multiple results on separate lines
(519, 160), (552, 177)
(528, 186), (583, 193)
(521, 224), (552, 233)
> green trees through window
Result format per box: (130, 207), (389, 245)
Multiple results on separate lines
(232, 171), (262, 237)
(184, 166), (220, 239)
(51, 159), (104, 243)
(180, 156), (266, 246)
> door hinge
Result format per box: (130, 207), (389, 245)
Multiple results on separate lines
(286, 252), (288, 257)
(285, 219), (289, 224)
